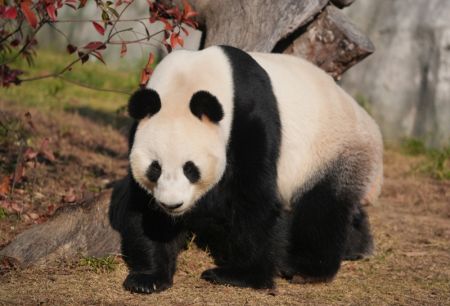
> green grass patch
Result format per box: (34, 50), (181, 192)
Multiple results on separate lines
(79, 255), (118, 273)
(355, 93), (372, 115)
(1, 49), (140, 113)
(401, 138), (450, 180)
(0, 207), (7, 220)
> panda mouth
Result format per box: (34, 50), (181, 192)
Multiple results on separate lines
(161, 206), (189, 216)
(156, 200), (189, 216)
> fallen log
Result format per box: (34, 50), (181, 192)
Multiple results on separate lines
(0, 190), (120, 269)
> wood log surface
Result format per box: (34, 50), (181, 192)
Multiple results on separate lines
(0, 190), (120, 269)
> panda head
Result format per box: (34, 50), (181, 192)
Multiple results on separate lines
(128, 88), (227, 216)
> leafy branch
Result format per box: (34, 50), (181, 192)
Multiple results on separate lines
(0, 0), (198, 90)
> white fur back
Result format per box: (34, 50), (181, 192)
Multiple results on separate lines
(250, 53), (383, 207)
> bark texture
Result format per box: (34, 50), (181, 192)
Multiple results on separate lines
(284, 5), (374, 80)
(0, 191), (120, 269)
(193, 0), (328, 52)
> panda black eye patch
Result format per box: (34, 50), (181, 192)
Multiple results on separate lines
(146, 161), (162, 182)
(128, 89), (161, 120)
(183, 161), (200, 183)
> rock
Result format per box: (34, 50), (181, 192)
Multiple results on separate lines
(341, 0), (450, 147)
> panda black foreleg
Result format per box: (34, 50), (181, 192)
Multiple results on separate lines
(284, 177), (355, 283)
(199, 203), (280, 289)
(119, 178), (185, 294)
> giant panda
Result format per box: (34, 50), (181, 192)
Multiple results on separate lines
(110, 45), (383, 293)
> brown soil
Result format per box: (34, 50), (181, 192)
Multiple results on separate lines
(0, 102), (449, 305)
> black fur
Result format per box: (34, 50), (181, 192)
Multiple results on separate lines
(146, 161), (161, 183)
(189, 91), (224, 123)
(110, 46), (373, 293)
(128, 89), (161, 120)
(183, 161), (200, 183)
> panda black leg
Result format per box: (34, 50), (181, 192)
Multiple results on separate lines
(284, 178), (355, 283)
(343, 205), (374, 260)
(117, 177), (185, 294)
(195, 205), (279, 289)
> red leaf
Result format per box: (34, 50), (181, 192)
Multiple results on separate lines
(39, 138), (56, 162)
(79, 0), (88, 9)
(144, 52), (155, 72)
(66, 44), (77, 54)
(10, 39), (21, 47)
(83, 41), (106, 50)
(20, 2), (38, 29)
(177, 35), (184, 47)
(160, 18), (173, 31)
(23, 147), (38, 161)
(4, 7), (18, 19)
(170, 33), (178, 48)
(46, 4), (57, 21)
(182, 0), (198, 19)
(62, 188), (77, 203)
(11, 163), (26, 184)
(92, 21), (105, 36)
(78, 51), (89, 64)
(47, 204), (57, 216)
(120, 42), (127, 57)
(140, 69), (151, 87)
(91, 50), (106, 65)
(0, 176), (10, 197)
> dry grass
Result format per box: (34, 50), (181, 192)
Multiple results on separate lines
(0, 104), (449, 305)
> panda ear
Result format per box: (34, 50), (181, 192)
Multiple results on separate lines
(190, 91), (224, 123)
(128, 89), (161, 120)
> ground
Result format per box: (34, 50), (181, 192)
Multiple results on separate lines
(0, 55), (449, 305)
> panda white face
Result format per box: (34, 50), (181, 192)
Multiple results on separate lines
(129, 89), (227, 216)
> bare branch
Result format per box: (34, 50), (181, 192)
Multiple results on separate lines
(57, 76), (131, 95)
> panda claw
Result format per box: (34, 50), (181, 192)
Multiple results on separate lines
(123, 272), (171, 294)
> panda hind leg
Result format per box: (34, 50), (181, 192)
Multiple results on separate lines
(283, 176), (357, 283)
(343, 205), (374, 261)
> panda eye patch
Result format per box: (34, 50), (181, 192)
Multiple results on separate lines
(146, 161), (162, 182)
(183, 161), (200, 183)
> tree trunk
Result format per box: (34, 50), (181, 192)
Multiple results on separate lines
(283, 5), (374, 80)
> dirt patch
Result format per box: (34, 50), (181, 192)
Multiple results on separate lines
(0, 101), (129, 247)
(0, 104), (449, 305)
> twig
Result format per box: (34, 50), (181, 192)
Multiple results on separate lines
(54, 17), (149, 23)
(107, 29), (164, 44)
(0, 20), (24, 44)
(57, 76), (131, 95)
(2, 22), (45, 66)
(107, 1), (134, 42)
(48, 23), (71, 43)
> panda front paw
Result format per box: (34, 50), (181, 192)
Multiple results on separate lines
(123, 272), (172, 294)
(201, 267), (273, 289)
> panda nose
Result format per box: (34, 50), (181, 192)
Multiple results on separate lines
(160, 202), (183, 210)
